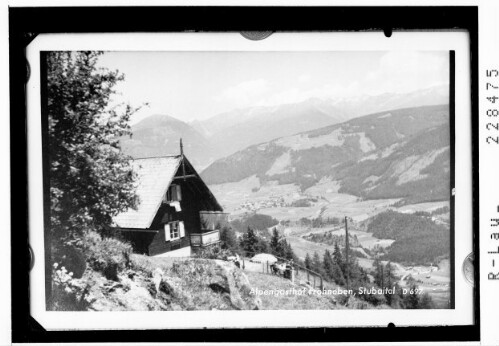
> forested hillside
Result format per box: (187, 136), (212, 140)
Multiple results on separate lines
(202, 104), (450, 204)
(366, 210), (450, 265)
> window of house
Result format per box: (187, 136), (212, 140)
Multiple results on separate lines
(164, 221), (185, 241)
(165, 184), (182, 202)
(170, 221), (180, 240)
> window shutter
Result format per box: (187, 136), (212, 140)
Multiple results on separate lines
(176, 185), (182, 201)
(179, 221), (185, 238)
(164, 224), (171, 241)
(168, 186), (174, 201)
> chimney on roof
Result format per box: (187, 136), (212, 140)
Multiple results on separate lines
(180, 138), (186, 180)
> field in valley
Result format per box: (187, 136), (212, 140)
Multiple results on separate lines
(210, 177), (401, 222)
(396, 201), (449, 214)
(305, 178), (401, 222)
(209, 176), (302, 218)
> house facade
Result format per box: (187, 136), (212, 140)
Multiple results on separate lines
(112, 153), (227, 257)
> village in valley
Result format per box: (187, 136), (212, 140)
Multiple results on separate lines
(46, 50), (453, 311)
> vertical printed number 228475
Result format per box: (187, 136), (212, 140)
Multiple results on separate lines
(486, 69), (499, 144)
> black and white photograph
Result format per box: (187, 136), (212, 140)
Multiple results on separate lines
(10, 2), (499, 343)
(43, 48), (454, 312)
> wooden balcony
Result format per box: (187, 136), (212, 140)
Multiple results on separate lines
(190, 229), (220, 248)
(199, 211), (229, 231)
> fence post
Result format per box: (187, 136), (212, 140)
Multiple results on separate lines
(320, 276), (324, 291)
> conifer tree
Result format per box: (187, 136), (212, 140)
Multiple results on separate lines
(333, 242), (343, 268)
(270, 227), (280, 255)
(323, 249), (334, 280)
(373, 256), (384, 288)
(384, 261), (398, 306)
(220, 225), (239, 252)
(402, 282), (421, 309)
(331, 262), (346, 286)
(312, 251), (322, 274)
(304, 253), (312, 270)
(240, 227), (259, 256)
(283, 240), (296, 261)
(345, 256), (364, 288)
(256, 236), (269, 254)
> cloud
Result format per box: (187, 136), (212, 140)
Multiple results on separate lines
(363, 51), (448, 95)
(253, 52), (448, 107)
(298, 73), (312, 83)
(218, 79), (270, 108)
(215, 51), (449, 112)
(260, 81), (361, 107)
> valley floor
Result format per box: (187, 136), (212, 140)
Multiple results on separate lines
(210, 176), (449, 223)
(210, 178), (451, 308)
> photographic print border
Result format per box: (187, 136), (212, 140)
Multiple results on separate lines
(26, 30), (473, 331)
(11, 5), (479, 343)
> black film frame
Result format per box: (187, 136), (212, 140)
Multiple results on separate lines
(9, 5), (479, 343)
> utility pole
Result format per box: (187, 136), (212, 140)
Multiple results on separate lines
(344, 216), (350, 291)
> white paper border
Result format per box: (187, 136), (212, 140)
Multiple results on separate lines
(26, 31), (474, 330)
(479, 1), (499, 345)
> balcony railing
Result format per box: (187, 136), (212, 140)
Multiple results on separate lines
(190, 229), (220, 247)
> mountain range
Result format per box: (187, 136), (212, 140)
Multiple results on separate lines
(120, 85), (449, 170)
(201, 104), (450, 205)
(120, 114), (216, 168)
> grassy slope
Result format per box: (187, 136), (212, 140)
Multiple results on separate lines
(136, 255), (377, 310)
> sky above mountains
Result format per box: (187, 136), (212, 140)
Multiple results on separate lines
(98, 50), (449, 125)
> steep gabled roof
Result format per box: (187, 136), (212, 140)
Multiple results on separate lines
(113, 155), (182, 229)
